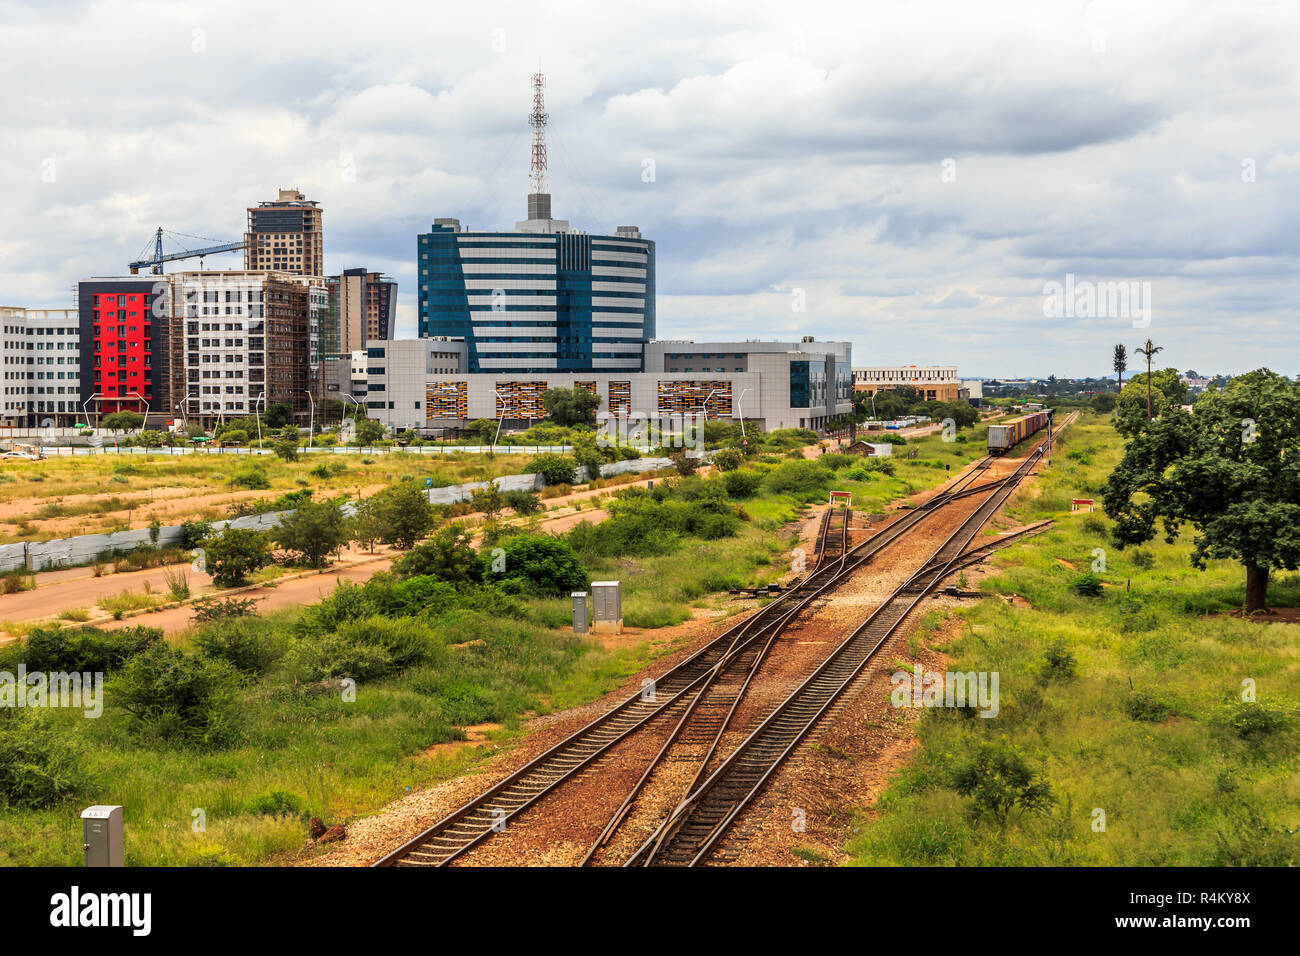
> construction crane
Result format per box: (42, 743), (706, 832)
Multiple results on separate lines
(128, 227), (246, 275)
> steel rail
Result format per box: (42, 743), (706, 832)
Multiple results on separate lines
(627, 448), (1046, 866)
(374, 455), (999, 866)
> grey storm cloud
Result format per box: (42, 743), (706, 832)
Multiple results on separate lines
(0, 0), (1297, 377)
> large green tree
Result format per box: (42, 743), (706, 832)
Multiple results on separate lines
(1103, 369), (1300, 612)
(542, 386), (601, 427)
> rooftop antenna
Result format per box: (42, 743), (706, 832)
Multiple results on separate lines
(527, 70), (551, 220)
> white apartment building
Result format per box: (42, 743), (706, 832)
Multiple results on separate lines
(0, 306), (82, 427)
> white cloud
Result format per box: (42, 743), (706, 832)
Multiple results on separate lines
(0, 0), (1296, 376)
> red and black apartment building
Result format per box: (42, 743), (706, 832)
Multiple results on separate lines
(76, 277), (173, 423)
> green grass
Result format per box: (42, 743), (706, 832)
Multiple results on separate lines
(847, 414), (1300, 866)
(0, 605), (664, 866)
(0, 428), (993, 866)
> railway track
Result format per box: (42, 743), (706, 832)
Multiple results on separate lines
(373, 453), (1024, 867)
(811, 504), (851, 570)
(625, 446), (1048, 866)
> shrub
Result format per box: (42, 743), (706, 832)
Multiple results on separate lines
(1041, 641), (1077, 680)
(1069, 572), (1104, 597)
(193, 619), (287, 675)
(503, 490), (543, 516)
(765, 460), (835, 499)
(247, 789), (304, 817)
(334, 616), (443, 671)
(723, 470), (763, 499)
(711, 448), (743, 472)
(282, 634), (394, 682)
(371, 479), (436, 550)
(273, 499), (349, 568)
(0, 712), (87, 808)
(1217, 701), (1292, 744)
(1125, 690), (1174, 722)
(480, 534), (588, 597)
(529, 453), (577, 486)
(1130, 549), (1155, 569)
(392, 525), (477, 583)
(230, 464), (270, 490)
(20, 625), (160, 674)
(949, 741), (1054, 830)
(191, 596), (260, 624)
(179, 521), (212, 551)
(204, 527), (271, 587)
(113, 644), (243, 745)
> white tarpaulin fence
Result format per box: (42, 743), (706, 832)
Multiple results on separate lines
(0, 456), (675, 573)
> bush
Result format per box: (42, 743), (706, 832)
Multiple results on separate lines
(113, 644), (243, 745)
(247, 789), (304, 817)
(371, 479), (436, 549)
(1217, 701), (1292, 744)
(1069, 572), (1104, 597)
(334, 616), (443, 671)
(765, 460), (835, 499)
(0, 712), (87, 808)
(503, 490), (543, 516)
(204, 527), (271, 587)
(711, 448), (743, 472)
(529, 453), (577, 486)
(1041, 641), (1077, 680)
(480, 534), (588, 597)
(392, 525), (477, 583)
(1125, 690), (1174, 722)
(723, 470), (763, 499)
(310, 461), (347, 480)
(282, 634), (394, 682)
(1130, 549), (1155, 569)
(230, 465), (270, 490)
(191, 596), (260, 623)
(949, 741), (1054, 829)
(179, 521), (213, 551)
(20, 625), (160, 674)
(273, 499), (349, 568)
(194, 619), (287, 675)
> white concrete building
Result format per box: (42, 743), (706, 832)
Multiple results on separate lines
(363, 338), (852, 434)
(0, 306), (82, 427)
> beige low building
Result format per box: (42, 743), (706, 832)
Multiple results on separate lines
(852, 365), (960, 402)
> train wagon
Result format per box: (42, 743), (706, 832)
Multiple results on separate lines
(987, 409), (1051, 455)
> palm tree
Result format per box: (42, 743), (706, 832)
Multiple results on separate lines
(1134, 338), (1163, 418)
(1112, 344), (1127, 394)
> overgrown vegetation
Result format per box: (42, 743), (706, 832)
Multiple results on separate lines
(849, 414), (1300, 865)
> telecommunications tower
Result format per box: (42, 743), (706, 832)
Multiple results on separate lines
(527, 71), (551, 221)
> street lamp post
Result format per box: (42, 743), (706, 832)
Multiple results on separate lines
(304, 390), (315, 450)
(736, 388), (751, 441)
(492, 389), (506, 454)
(336, 393), (363, 445)
(252, 392), (266, 449)
(175, 392), (198, 434)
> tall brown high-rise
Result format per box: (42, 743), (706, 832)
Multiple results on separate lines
(244, 188), (323, 276)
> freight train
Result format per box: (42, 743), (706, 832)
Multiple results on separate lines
(987, 409), (1051, 455)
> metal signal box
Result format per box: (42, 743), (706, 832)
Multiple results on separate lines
(81, 805), (124, 867)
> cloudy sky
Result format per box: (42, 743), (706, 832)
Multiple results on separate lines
(2, 0), (1296, 377)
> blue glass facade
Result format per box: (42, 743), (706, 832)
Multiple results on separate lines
(417, 223), (654, 373)
(789, 359), (828, 409)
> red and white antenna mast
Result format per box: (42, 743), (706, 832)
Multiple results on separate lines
(529, 71), (548, 196)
